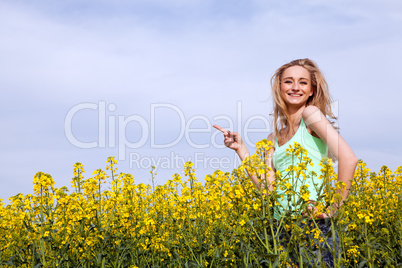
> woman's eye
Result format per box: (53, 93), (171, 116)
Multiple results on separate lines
(300, 81), (308, 85)
(284, 80), (293, 84)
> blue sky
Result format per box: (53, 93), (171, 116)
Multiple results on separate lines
(1, 0), (402, 202)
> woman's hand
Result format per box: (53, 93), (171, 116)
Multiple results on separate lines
(302, 201), (330, 219)
(302, 206), (329, 219)
(213, 125), (244, 152)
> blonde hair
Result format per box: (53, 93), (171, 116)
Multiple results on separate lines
(271, 58), (337, 146)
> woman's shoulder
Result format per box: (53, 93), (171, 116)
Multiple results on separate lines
(302, 105), (324, 126)
(302, 105), (321, 117)
(267, 132), (275, 142)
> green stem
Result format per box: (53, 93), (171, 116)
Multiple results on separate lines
(364, 223), (372, 268)
(39, 185), (46, 265)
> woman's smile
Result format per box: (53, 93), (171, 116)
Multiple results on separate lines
(288, 93), (303, 97)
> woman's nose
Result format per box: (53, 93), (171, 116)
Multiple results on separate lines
(292, 82), (300, 90)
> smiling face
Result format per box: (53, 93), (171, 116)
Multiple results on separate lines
(280, 65), (313, 108)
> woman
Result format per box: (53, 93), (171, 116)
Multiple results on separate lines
(214, 58), (358, 266)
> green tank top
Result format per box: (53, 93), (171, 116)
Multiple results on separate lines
(272, 118), (328, 218)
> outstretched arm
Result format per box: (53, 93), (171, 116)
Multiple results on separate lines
(213, 125), (276, 191)
(302, 106), (358, 206)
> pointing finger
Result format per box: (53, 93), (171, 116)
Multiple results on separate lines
(213, 125), (229, 134)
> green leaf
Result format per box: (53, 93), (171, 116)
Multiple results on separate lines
(359, 259), (367, 268)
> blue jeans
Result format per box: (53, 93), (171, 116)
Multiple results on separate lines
(275, 218), (339, 268)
